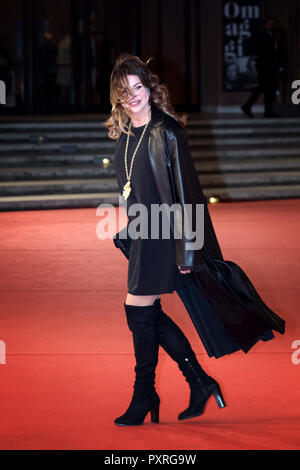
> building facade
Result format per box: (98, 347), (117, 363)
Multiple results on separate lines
(0, 0), (299, 114)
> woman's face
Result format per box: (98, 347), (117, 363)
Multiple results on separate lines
(121, 74), (150, 119)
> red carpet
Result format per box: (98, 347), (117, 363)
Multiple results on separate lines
(0, 199), (299, 450)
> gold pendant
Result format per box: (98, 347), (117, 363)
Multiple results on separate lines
(122, 181), (131, 200)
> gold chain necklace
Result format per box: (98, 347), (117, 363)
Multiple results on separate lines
(122, 120), (150, 200)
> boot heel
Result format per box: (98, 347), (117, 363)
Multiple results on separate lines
(150, 403), (160, 423)
(213, 386), (226, 409)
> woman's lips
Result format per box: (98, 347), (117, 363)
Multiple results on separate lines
(129, 100), (140, 107)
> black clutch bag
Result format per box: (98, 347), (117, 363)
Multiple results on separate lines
(113, 226), (131, 260)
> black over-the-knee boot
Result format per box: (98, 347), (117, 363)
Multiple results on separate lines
(154, 298), (226, 420)
(114, 301), (161, 426)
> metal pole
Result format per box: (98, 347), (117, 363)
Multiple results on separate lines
(70, 0), (78, 109)
(184, 0), (191, 109)
(195, 0), (201, 111)
(157, 0), (163, 77)
(22, 0), (36, 114)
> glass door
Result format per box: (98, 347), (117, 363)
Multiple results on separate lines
(0, 0), (22, 112)
(0, 0), (201, 115)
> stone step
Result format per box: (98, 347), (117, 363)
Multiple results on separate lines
(0, 152), (112, 166)
(0, 122), (106, 130)
(0, 170), (299, 197)
(1, 155), (299, 175)
(186, 117), (300, 126)
(193, 158), (300, 172)
(1, 146), (299, 167)
(0, 116), (299, 130)
(186, 126), (300, 136)
(1, 124), (299, 141)
(1, 185), (300, 211)
(1, 159), (300, 182)
(0, 192), (121, 211)
(0, 113), (109, 123)
(0, 140), (116, 152)
(0, 178), (118, 196)
(199, 170), (300, 186)
(190, 136), (300, 147)
(206, 184), (300, 201)
(0, 130), (108, 140)
(192, 147), (300, 159)
(0, 165), (115, 181)
(1, 135), (300, 153)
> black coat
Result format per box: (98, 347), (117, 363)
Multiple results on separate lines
(114, 103), (285, 358)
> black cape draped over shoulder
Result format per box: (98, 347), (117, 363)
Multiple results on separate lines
(113, 102), (285, 358)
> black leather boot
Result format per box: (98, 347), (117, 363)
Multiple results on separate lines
(114, 301), (161, 426)
(154, 298), (226, 421)
(177, 357), (226, 421)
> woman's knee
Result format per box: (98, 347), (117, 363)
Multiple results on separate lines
(125, 293), (160, 306)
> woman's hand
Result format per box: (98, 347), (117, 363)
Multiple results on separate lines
(178, 265), (192, 274)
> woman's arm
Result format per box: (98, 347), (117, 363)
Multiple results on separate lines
(164, 123), (207, 271)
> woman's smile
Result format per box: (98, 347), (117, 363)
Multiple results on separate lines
(128, 99), (141, 107)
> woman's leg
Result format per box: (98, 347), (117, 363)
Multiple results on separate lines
(125, 293), (160, 306)
(114, 293), (161, 425)
(155, 298), (226, 420)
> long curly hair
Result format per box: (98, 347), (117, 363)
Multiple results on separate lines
(104, 52), (185, 140)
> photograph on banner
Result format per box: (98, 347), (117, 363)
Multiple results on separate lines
(223, 0), (262, 91)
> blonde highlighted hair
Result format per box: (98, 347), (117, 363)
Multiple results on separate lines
(104, 52), (186, 140)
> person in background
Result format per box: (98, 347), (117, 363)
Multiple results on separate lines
(38, 32), (58, 112)
(241, 17), (281, 118)
(56, 34), (72, 108)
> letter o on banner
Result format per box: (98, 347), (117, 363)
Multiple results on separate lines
(224, 1), (240, 19)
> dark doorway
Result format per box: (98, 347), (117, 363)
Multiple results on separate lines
(0, 0), (201, 115)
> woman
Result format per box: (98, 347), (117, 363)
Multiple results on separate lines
(105, 52), (285, 426)
(104, 52), (226, 426)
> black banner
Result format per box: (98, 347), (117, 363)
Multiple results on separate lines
(223, 0), (262, 91)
